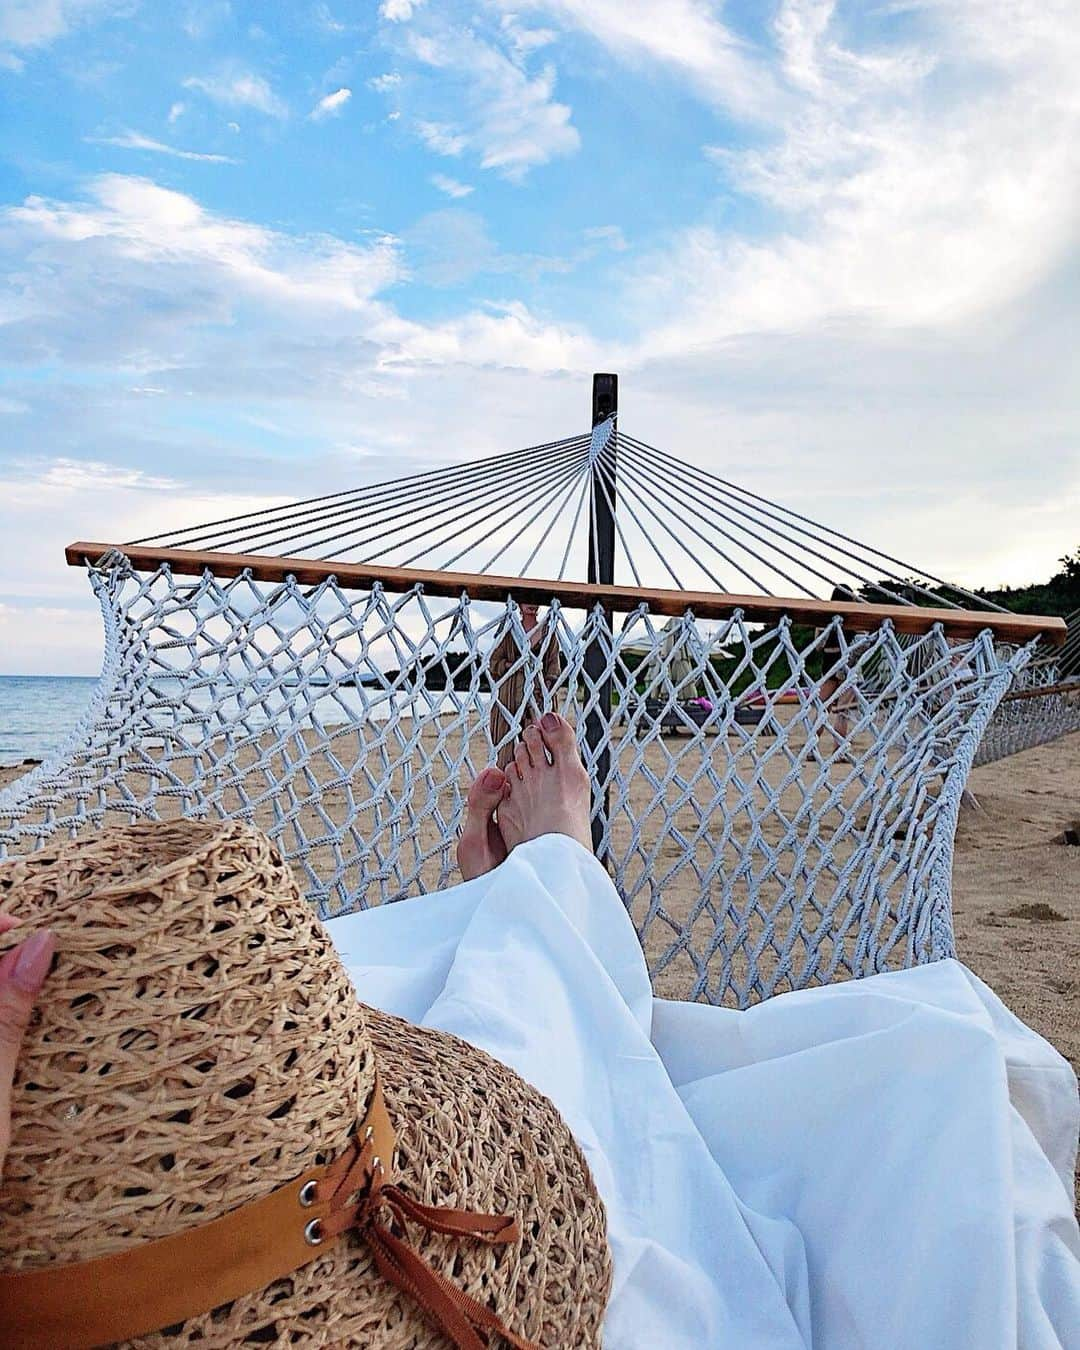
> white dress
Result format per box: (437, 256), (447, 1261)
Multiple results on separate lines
(327, 834), (1080, 1350)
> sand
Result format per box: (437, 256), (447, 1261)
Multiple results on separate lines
(1, 728), (1077, 1069)
(955, 734), (1080, 1076)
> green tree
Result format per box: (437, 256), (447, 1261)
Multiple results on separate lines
(977, 549), (1080, 618)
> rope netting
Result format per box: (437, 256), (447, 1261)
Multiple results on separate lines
(974, 610), (1080, 765)
(0, 555), (1026, 1007)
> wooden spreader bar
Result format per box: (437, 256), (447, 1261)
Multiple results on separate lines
(999, 679), (1080, 703)
(66, 542), (1067, 646)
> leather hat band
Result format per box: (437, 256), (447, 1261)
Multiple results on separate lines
(0, 1074), (539, 1350)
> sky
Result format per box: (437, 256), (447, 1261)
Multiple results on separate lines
(0, 0), (1078, 674)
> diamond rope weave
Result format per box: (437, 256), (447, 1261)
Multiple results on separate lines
(0, 556), (1028, 1007)
(974, 613), (1080, 764)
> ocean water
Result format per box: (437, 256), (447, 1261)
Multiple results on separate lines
(0, 675), (99, 767)
(0, 673), (491, 770)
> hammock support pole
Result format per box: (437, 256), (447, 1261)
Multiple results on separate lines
(586, 373), (618, 854)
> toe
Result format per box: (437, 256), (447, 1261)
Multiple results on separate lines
(513, 740), (532, 779)
(522, 722), (547, 765)
(539, 710), (577, 760)
(458, 767), (508, 880)
(466, 765), (508, 815)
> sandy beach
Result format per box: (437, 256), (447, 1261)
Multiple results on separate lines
(955, 734), (1080, 1073)
(1, 725), (1076, 1067)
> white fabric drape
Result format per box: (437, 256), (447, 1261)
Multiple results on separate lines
(328, 835), (1080, 1349)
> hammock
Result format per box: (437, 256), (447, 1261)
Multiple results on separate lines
(974, 609), (1080, 765)
(0, 384), (1063, 1006)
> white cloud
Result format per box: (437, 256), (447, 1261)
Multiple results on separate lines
(0, 460), (291, 674)
(0, 0), (120, 52)
(0, 598), (105, 676)
(7, 458), (179, 495)
(416, 120), (466, 157)
(489, 0), (780, 122)
(313, 3), (346, 34)
(3, 177), (404, 324)
(499, 13), (556, 59)
(379, 299), (590, 371)
(0, 176), (586, 376)
(310, 86), (351, 120)
(0, 175), (595, 673)
(167, 100), (185, 123)
(4, 5), (1080, 676)
(380, 0), (424, 20)
(402, 24), (579, 181)
(622, 0), (1080, 352)
(368, 71), (401, 93)
(183, 70), (287, 118)
(431, 173), (473, 199)
(87, 130), (239, 164)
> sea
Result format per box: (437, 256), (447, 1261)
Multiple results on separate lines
(0, 675), (99, 767)
(0, 673), (485, 769)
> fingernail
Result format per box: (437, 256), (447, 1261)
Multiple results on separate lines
(12, 930), (56, 994)
(478, 768), (503, 790)
(541, 712), (559, 730)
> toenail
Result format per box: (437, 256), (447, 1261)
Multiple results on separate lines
(541, 712), (559, 730)
(478, 768), (503, 789)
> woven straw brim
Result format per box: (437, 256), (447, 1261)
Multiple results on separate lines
(0, 821), (611, 1347)
(118, 1010), (611, 1347)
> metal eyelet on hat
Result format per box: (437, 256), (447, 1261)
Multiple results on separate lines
(298, 1180), (318, 1208)
(304, 1218), (324, 1246)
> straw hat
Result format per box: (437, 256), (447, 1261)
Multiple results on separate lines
(0, 820), (611, 1348)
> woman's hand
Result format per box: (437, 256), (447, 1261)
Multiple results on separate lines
(0, 917), (55, 1180)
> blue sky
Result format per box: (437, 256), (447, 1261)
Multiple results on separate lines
(1, 0), (1079, 672)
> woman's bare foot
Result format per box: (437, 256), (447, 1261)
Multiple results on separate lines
(457, 767), (510, 881)
(497, 712), (593, 854)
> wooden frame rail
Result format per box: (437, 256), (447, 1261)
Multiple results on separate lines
(65, 542), (1067, 646)
(1000, 679), (1080, 703)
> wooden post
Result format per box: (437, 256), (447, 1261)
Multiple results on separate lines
(586, 373), (617, 855)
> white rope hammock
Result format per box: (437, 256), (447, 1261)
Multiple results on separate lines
(974, 610), (1080, 765)
(0, 391), (1063, 1006)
